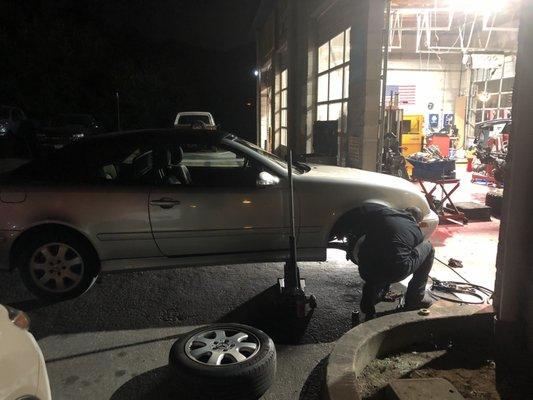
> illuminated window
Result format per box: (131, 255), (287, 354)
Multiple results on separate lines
(274, 69), (288, 151)
(316, 28), (350, 132)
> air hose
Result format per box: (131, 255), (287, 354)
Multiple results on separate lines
(428, 256), (494, 305)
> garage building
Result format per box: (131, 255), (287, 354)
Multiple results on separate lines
(254, 0), (519, 171)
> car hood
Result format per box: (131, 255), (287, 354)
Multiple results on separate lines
(299, 164), (428, 207)
(303, 164), (407, 186)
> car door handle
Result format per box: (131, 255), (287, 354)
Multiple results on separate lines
(150, 198), (181, 209)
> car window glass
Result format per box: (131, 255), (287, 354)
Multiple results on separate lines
(178, 115), (210, 125)
(181, 144), (245, 168)
(175, 143), (260, 187)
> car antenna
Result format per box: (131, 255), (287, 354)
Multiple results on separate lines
(277, 149), (317, 318)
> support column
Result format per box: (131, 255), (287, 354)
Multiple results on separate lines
(494, 0), (533, 356)
(346, 0), (384, 171)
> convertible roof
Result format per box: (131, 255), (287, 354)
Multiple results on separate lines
(96, 128), (231, 142)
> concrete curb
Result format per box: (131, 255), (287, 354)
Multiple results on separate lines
(325, 302), (494, 400)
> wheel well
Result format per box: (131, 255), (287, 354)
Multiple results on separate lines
(328, 207), (365, 242)
(9, 224), (100, 272)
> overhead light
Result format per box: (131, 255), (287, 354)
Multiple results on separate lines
(477, 91), (492, 102)
(253, 69), (259, 77)
(446, 0), (509, 13)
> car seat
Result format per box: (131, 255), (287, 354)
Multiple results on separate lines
(170, 147), (192, 185)
(132, 150), (153, 181)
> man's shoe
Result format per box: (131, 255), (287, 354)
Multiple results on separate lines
(404, 292), (434, 311)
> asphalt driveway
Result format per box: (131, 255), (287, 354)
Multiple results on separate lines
(0, 250), (390, 399)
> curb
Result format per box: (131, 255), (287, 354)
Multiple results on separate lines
(325, 302), (494, 400)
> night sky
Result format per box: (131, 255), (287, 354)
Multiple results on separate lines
(0, 0), (261, 139)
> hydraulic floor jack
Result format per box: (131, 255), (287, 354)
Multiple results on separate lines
(277, 150), (317, 318)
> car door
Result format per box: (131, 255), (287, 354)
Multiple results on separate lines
(148, 140), (288, 257)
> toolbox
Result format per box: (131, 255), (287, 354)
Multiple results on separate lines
(408, 158), (456, 180)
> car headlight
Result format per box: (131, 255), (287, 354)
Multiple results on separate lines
(72, 133), (85, 140)
(5, 305), (31, 330)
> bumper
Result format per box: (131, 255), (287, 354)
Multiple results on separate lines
(0, 230), (17, 270)
(420, 210), (439, 239)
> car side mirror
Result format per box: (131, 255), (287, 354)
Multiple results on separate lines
(257, 171), (280, 187)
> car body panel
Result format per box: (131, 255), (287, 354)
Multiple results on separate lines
(294, 164), (436, 246)
(149, 185), (289, 256)
(0, 305), (51, 400)
(0, 129), (437, 273)
(0, 184), (160, 265)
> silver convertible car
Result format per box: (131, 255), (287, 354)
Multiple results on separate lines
(0, 129), (438, 300)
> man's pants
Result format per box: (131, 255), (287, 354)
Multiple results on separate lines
(360, 241), (435, 316)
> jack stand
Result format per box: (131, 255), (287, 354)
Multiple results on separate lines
(276, 150), (317, 318)
(277, 265), (317, 319)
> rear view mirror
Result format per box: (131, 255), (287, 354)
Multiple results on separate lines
(257, 171), (280, 187)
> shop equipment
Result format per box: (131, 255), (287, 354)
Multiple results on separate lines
(401, 115), (424, 157)
(445, 202), (491, 222)
(277, 150), (317, 318)
(413, 177), (467, 225)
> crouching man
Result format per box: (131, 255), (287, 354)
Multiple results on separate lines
(351, 203), (434, 319)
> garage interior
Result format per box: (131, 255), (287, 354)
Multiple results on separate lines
(383, 0), (518, 156)
(377, 0), (520, 298)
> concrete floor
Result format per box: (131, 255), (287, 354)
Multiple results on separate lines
(421, 164), (500, 292)
(0, 164), (500, 400)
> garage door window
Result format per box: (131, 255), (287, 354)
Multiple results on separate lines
(317, 28), (350, 132)
(274, 69), (288, 152)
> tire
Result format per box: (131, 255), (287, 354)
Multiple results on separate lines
(17, 230), (99, 301)
(485, 191), (503, 216)
(169, 323), (276, 400)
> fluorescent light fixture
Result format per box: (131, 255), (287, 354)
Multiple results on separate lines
(446, 0), (509, 13)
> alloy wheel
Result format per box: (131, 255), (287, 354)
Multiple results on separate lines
(29, 242), (84, 293)
(185, 328), (260, 366)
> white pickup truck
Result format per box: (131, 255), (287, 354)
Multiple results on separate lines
(174, 111), (216, 129)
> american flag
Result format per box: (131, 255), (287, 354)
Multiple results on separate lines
(385, 85), (416, 105)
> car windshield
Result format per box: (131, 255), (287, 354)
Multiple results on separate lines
(232, 137), (308, 173)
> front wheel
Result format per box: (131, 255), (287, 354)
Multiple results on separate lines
(17, 231), (99, 301)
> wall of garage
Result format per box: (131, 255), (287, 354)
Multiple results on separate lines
(387, 59), (466, 130)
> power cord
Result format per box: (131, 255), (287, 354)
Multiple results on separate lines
(428, 256), (494, 305)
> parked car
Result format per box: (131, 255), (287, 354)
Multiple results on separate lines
(174, 111), (216, 129)
(37, 113), (103, 149)
(0, 304), (51, 400)
(0, 105), (27, 137)
(0, 128), (438, 300)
